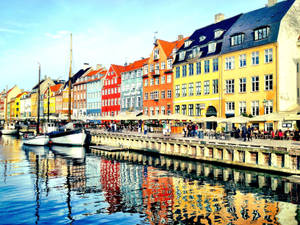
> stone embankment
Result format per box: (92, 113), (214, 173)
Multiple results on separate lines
(90, 131), (300, 175)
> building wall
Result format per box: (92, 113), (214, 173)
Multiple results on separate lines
(87, 79), (102, 117)
(173, 56), (221, 117)
(221, 43), (277, 117)
(277, 0), (300, 111)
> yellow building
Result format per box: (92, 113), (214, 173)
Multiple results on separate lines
(173, 14), (241, 122)
(43, 86), (56, 115)
(14, 92), (28, 118)
(4, 85), (21, 120)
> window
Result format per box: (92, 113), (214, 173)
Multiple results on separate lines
(265, 74), (273, 90)
(213, 58), (218, 72)
(155, 63), (159, 74)
(230, 33), (244, 46)
(196, 104), (201, 116)
(179, 51), (186, 61)
(196, 82), (201, 95)
(204, 80), (210, 95)
(175, 105), (180, 114)
(297, 62), (299, 73)
(175, 85), (180, 97)
(225, 57), (235, 70)
(144, 65), (148, 74)
(167, 59), (172, 69)
(184, 40), (192, 48)
(252, 76), (259, 92)
(167, 90), (172, 98)
(188, 104), (194, 116)
(239, 101), (246, 115)
(150, 78), (154, 86)
(252, 51), (259, 65)
(182, 65), (187, 77)
(167, 75), (171, 83)
(212, 79), (218, 94)
(189, 63), (194, 76)
(155, 106), (159, 115)
(188, 83), (194, 96)
(154, 48), (159, 60)
(254, 26), (270, 41)
(144, 107), (148, 116)
(161, 106), (165, 115)
(204, 60), (210, 73)
(265, 48), (273, 63)
(239, 54), (246, 68)
(182, 105), (187, 115)
(264, 100), (273, 114)
(176, 67), (180, 78)
(182, 84), (187, 97)
(250, 101), (259, 116)
(161, 76), (165, 84)
(225, 79), (235, 94)
(155, 77), (159, 85)
(161, 61), (165, 70)
(161, 90), (165, 99)
(144, 93), (148, 100)
(226, 102), (235, 113)
(239, 78), (246, 93)
(196, 62), (201, 74)
(214, 29), (224, 39)
(199, 35), (206, 42)
(150, 107), (154, 116)
(208, 42), (216, 53)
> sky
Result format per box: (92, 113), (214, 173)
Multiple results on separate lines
(0, 0), (267, 91)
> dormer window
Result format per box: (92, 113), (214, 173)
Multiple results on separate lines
(254, 26), (270, 41)
(192, 47), (201, 58)
(214, 29), (224, 39)
(179, 51), (186, 61)
(208, 42), (216, 53)
(230, 33), (245, 46)
(154, 48), (159, 60)
(199, 36), (206, 42)
(184, 40), (192, 48)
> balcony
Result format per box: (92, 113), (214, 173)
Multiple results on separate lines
(142, 73), (149, 78)
(153, 55), (159, 61)
(164, 69), (173, 74)
(153, 70), (160, 77)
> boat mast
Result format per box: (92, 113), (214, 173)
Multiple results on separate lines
(68, 33), (72, 122)
(47, 85), (50, 123)
(37, 62), (41, 135)
(4, 85), (8, 123)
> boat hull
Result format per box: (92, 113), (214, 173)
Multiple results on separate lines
(1, 129), (18, 135)
(49, 129), (87, 146)
(23, 135), (49, 146)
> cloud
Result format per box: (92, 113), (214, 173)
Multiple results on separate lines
(0, 28), (24, 34)
(45, 30), (71, 39)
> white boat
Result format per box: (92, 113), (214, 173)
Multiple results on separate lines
(49, 128), (88, 146)
(23, 134), (49, 146)
(1, 123), (18, 135)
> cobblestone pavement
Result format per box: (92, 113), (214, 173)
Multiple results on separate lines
(89, 129), (300, 149)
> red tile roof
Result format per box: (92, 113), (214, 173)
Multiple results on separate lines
(111, 64), (126, 76)
(159, 37), (189, 58)
(50, 83), (63, 93)
(86, 68), (106, 77)
(124, 58), (149, 72)
(16, 91), (28, 98)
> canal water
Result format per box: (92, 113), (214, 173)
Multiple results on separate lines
(0, 135), (300, 225)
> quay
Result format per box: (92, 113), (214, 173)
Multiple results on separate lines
(90, 131), (300, 175)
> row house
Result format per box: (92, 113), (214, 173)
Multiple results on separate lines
(14, 92), (29, 118)
(102, 64), (125, 117)
(5, 85), (21, 120)
(86, 67), (107, 118)
(173, 14), (241, 118)
(143, 36), (187, 116)
(64, 65), (91, 117)
(121, 58), (148, 114)
(0, 90), (5, 119)
(20, 92), (32, 118)
(44, 83), (64, 116)
(220, 0), (300, 121)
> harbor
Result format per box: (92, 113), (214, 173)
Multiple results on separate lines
(1, 135), (300, 224)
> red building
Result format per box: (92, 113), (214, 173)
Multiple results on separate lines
(101, 64), (126, 117)
(143, 36), (187, 116)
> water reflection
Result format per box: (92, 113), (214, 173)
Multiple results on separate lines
(1, 136), (300, 224)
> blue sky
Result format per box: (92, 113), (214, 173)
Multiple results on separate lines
(0, 0), (266, 91)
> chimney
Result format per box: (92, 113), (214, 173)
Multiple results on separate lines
(177, 35), (183, 41)
(83, 63), (89, 70)
(267, 0), (277, 7)
(215, 13), (225, 23)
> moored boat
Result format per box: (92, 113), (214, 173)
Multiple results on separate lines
(23, 134), (49, 146)
(48, 128), (88, 146)
(1, 123), (18, 135)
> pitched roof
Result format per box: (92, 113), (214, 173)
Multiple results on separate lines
(16, 91), (28, 98)
(173, 14), (241, 64)
(111, 64), (126, 76)
(124, 58), (149, 72)
(50, 83), (63, 92)
(86, 68), (106, 77)
(64, 67), (91, 88)
(221, 0), (295, 54)
(159, 37), (189, 58)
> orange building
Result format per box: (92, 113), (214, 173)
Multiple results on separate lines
(143, 36), (187, 116)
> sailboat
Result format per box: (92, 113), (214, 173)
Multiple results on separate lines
(48, 33), (89, 146)
(23, 63), (50, 146)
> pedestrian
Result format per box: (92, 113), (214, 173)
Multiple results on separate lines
(242, 125), (247, 141)
(247, 125), (252, 141)
(183, 125), (187, 137)
(144, 124), (148, 135)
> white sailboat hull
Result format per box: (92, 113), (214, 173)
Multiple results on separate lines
(1, 129), (18, 135)
(23, 135), (49, 146)
(50, 129), (87, 146)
